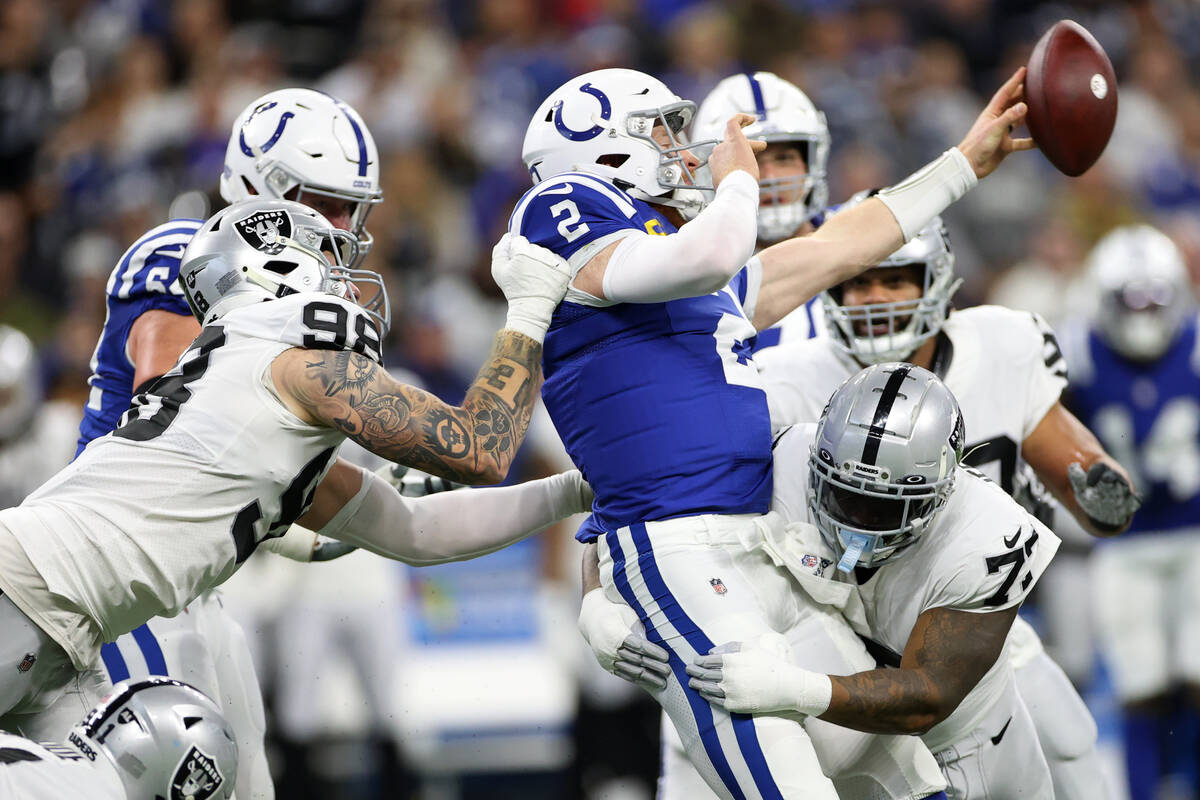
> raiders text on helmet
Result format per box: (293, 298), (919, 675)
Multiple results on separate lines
(808, 363), (964, 571)
(72, 677), (238, 800)
(179, 198), (390, 339)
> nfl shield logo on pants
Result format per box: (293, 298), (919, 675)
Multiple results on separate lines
(17, 653), (35, 673)
(709, 578), (727, 595)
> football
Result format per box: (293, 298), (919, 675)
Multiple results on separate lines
(1024, 20), (1118, 176)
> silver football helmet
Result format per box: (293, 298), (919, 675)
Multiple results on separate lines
(1085, 224), (1194, 361)
(0, 325), (38, 444)
(822, 212), (961, 364)
(179, 198), (390, 335)
(693, 72), (831, 240)
(522, 69), (711, 214)
(219, 88), (383, 265)
(808, 363), (964, 572)
(71, 677), (238, 800)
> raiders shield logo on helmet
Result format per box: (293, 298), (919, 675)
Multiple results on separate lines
(170, 745), (225, 800)
(233, 209), (292, 255)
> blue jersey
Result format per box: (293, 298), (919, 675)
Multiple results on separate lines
(76, 219), (201, 455)
(509, 173), (773, 540)
(1065, 316), (1200, 535)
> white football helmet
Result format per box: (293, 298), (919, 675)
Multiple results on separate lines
(822, 211), (960, 364)
(72, 677), (238, 800)
(693, 72), (830, 240)
(522, 69), (710, 212)
(1085, 224), (1194, 361)
(808, 363), (964, 572)
(0, 325), (38, 445)
(179, 198), (390, 337)
(219, 88), (382, 264)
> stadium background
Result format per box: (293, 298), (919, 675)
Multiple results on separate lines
(1, 0), (1198, 798)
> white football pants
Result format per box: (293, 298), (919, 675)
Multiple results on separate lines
(598, 514), (944, 800)
(100, 589), (272, 800)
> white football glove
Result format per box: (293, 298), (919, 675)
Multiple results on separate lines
(491, 232), (572, 344)
(578, 588), (671, 692)
(374, 463), (467, 497)
(1067, 461), (1141, 531)
(685, 633), (832, 716)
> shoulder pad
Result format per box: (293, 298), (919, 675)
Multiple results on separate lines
(509, 173), (643, 259)
(106, 220), (204, 300)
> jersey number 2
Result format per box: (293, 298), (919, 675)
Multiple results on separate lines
(550, 199), (590, 243)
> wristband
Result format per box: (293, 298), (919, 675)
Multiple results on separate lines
(876, 148), (977, 241)
(784, 664), (834, 716)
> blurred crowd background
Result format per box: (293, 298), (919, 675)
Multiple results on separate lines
(2, 0), (1199, 798)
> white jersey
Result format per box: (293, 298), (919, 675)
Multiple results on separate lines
(757, 305), (1068, 495)
(0, 733), (124, 799)
(0, 293), (377, 669)
(771, 425), (1060, 754)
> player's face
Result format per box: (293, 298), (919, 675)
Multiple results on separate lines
(757, 143), (808, 205)
(652, 124), (700, 184)
(295, 191), (355, 232)
(840, 264), (924, 337)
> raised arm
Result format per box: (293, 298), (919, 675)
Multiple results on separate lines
(571, 115), (765, 302)
(688, 605), (1018, 736)
(750, 68), (1034, 330)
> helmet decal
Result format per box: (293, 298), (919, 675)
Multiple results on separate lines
(169, 745), (225, 800)
(237, 103), (295, 158)
(861, 365), (913, 465)
(233, 209), (292, 254)
(553, 82), (613, 142)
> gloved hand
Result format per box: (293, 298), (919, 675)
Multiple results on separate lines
(491, 233), (572, 344)
(578, 588), (671, 692)
(374, 463), (466, 497)
(686, 634), (832, 716)
(1067, 461), (1141, 531)
(310, 538), (358, 562)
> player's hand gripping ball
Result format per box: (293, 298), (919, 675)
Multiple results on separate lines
(1024, 20), (1118, 177)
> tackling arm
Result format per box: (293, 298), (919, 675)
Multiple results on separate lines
(296, 460), (591, 565)
(1022, 401), (1140, 536)
(688, 605), (1017, 736)
(271, 329), (541, 484)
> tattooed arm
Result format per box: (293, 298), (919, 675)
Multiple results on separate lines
(689, 604), (1017, 735)
(821, 605), (1017, 734)
(271, 329), (541, 484)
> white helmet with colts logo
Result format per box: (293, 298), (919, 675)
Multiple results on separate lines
(219, 88), (382, 264)
(522, 69), (711, 213)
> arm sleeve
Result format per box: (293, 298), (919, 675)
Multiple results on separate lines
(319, 469), (591, 565)
(601, 170), (760, 303)
(258, 524), (319, 561)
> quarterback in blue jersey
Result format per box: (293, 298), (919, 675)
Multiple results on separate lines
(74, 88), (389, 800)
(1061, 225), (1200, 800)
(519, 66), (1034, 799)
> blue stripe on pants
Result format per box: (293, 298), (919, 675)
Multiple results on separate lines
(99, 642), (129, 683)
(131, 624), (168, 675)
(607, 528), (748, 800)
(628, 522), (784, 800)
